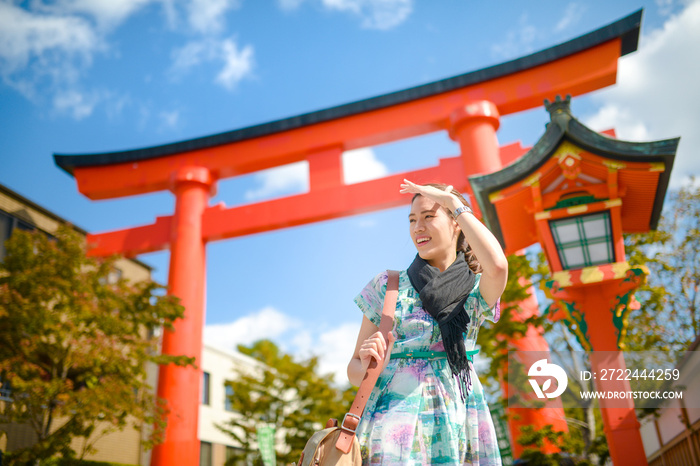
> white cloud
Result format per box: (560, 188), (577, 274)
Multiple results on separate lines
(187, 0), (242, 35)
(158, 0), (178, 29)
(0, 1), (154, 117)
(52, 89), (102, 119)
(242, 148), (389, 201)
(584, 106), (649, 142)
(159, 109), (180, 129)
(171, 37), (254, 91)
(33, 0), (153, 30)
(584, 0), (700, 187)
(555, 3), (586, 33)
(491, 13), (537, 59)
(280, 0), (412, 29)
(204, 307), (301, 350)
(204, 307), (360, 384)
(0, 0), (252, 118)
(315, 322), (361, 383)
(655, 0), (686, 17)
(242, 148), (388, 200)
(216, 39), (255, 90)
(0, 3), (101, 85)
(105, 92), (132, 119)
(323, 0), (412, 30)
(342, 147), (389, 184)
(245, 161), (309, 200)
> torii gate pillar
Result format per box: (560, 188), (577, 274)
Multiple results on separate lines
(449, 100), (502, 177)
(152, 166), (214, 466)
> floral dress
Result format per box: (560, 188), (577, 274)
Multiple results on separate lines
(354, 270), (502, 465)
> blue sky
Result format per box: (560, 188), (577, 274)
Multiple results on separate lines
(1, 0), (699, 383)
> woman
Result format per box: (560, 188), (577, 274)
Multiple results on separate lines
(347, 179), (508, 465)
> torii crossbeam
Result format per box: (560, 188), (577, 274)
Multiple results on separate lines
(55, 11), (642, 465)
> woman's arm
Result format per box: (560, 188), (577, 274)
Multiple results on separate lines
(347, 316), (395, 387)
(448, 198), (508, 308)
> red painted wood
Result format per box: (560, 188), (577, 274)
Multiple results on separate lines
(551, 280), (649, 466)
(87, 156), (469, 257)
(150, 167), (212, 466)
(308, 146), (344, 191)
(450, 101), (502, 177)
(72, 40), (622, 200)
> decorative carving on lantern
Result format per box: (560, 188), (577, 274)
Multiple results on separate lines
(544, 298), (591, 351)
(544, 263), (647, 351)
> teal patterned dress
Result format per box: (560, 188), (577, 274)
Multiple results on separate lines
(354, 270), (502, 465)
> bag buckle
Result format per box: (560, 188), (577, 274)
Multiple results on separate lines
(340, 413), (361, 434)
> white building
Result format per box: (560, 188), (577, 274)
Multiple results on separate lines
(199, 344), (263, 466)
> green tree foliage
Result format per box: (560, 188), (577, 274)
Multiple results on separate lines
(217, 339), (355, 466)
(0, 227), (192, 463)
(477, 251), (549, 385)
(624, 179), (700, 355)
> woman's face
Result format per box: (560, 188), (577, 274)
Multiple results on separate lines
(409, 195), (460, 268)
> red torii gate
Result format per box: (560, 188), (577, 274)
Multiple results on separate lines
(55, 11), (642, 465)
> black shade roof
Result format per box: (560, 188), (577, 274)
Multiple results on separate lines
(469, 96), (680, 248)
(54, 10), (643, 175)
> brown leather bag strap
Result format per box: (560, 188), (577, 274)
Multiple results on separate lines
(336, 270), (399, 454)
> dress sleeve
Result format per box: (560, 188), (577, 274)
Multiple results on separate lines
(465, 273), (501, 324)
(353, 271), (388, 327)
(463, 273), (500, 351)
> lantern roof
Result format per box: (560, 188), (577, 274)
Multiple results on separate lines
(469, 96), (680, 254)
(54, 10), (642, 176)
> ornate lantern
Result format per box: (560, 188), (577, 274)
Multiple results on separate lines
(469, 95), (679, 466)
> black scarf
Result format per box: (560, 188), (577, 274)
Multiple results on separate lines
(407, 252), (475, 400)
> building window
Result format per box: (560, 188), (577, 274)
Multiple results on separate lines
(0, 211), (34, 261)
(99, 267), (123, 286)
(0, 210), (43, 262)
(0, 211), (12, 261)
(202, 372), (210, 405)
(0, 376), (12, 402)
(199, 441), (212, 466)
(226, 446), (245, 465)
(106, 267), (123, 284)
(225, 383), (234, 412)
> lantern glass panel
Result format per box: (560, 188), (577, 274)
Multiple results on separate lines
(562, 247), (585, 268)
(549, 211), (614, 270)
(588, 242), (611, 263)
(554, 222), (580, 243)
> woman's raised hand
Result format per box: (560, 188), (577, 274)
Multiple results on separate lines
(400, 179), (460, 210)
(358, 330), (396, 373)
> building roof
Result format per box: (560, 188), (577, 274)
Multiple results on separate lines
(0, 182), (153, 271)
(469, 96), (680, 253)
(54, 10), (642, 175)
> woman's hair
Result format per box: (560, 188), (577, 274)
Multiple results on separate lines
(411, 183), (482, 274)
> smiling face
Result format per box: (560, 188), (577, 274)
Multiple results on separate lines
(408, 195), (461, 271)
